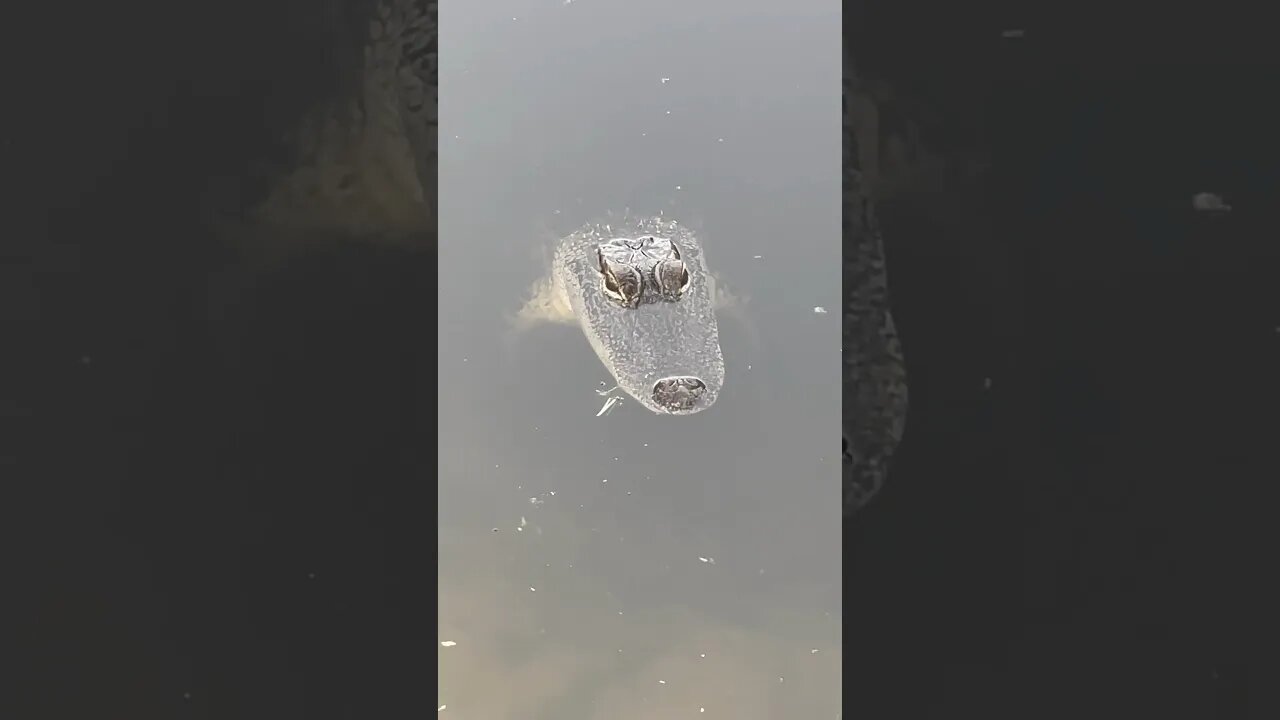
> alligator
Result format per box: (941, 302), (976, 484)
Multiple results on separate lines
(516, 216), (727, 416)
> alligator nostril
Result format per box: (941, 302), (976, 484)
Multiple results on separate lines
(651, 376), (707, 413)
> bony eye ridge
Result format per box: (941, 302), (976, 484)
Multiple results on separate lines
(595, 236), (690, 308)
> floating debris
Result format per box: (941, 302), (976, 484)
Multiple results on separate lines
(660, 77), (671, 84)
(813, 306), (828, 314)
(1002, 29), (1025, 38)
(983, 377), (993, 390)
(752, 255), (762, 259)
(811, 648), (820, 654)
(596, 382), (617, 396)
(596, 396), (622, 417)
(440, 641), (456, 647)
(438, 705), (446, 712)
(698, 556), (716, 564)
(1192, 192), (1232, 212)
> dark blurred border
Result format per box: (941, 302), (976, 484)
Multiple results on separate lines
(843, 4), (1275, 718)
(13, 1), (438, 717)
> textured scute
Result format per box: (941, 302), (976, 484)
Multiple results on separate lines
(554, 217), (725, 415)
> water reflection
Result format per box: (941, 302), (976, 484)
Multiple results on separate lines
(440, 0), (842, 715)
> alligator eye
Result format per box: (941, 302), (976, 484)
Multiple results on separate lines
(655, 258), (690, 300)
(599, 260), (642, 308)
(621, 270), (643, 304)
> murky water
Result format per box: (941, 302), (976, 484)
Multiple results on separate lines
(438, 0), (843, 716)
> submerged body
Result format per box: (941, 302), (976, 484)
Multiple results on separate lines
(521, 216), (725, 415)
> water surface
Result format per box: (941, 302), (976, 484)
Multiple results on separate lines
(439, 1), (843, 716)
